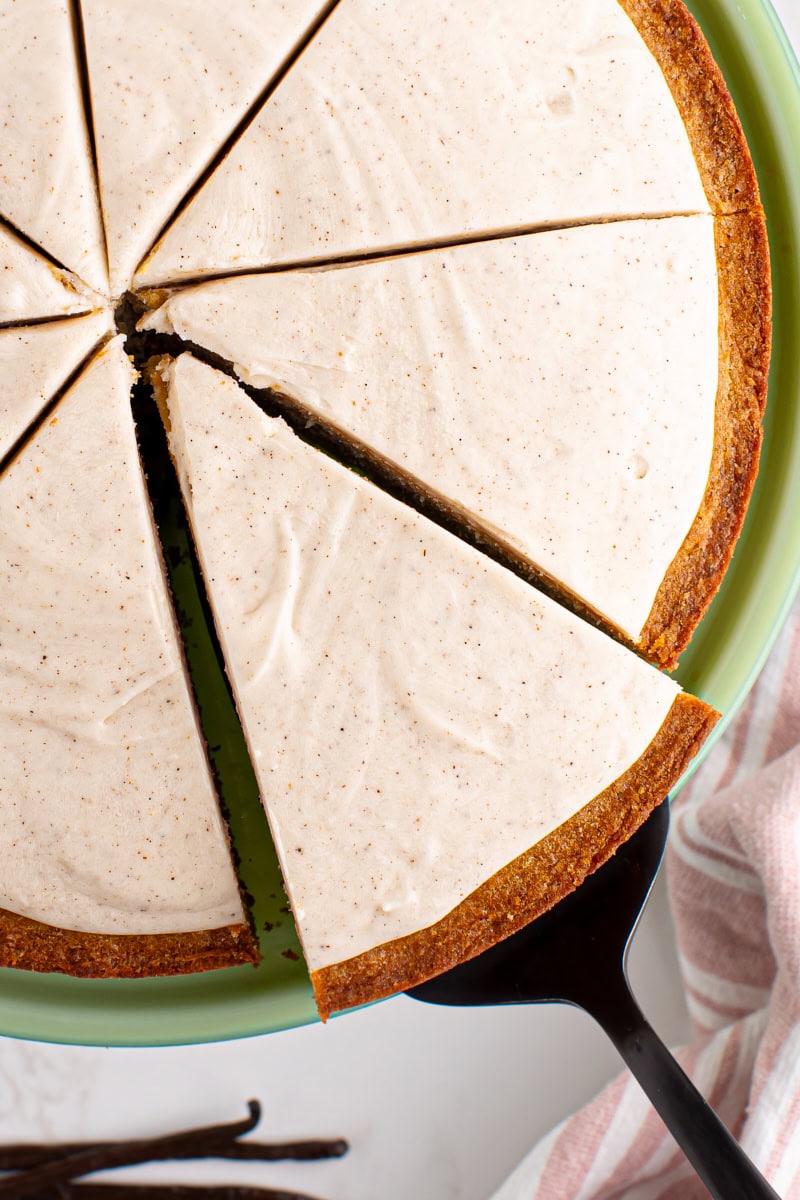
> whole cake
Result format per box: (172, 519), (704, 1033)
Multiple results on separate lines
(0, 0), (769, 1016)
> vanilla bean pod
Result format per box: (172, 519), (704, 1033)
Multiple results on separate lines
(0, 1105), (266, 1200)
(0, 1139), (347, 1171)
(44, 1185), (328, 1200)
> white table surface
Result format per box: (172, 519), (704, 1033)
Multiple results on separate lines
(3, 5), (799, 1198)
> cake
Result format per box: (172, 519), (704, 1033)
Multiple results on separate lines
(0, 0), (769, 1007)
(135, 0), (770, 668)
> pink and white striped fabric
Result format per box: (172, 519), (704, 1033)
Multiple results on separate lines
(491, 595), (800, 1200)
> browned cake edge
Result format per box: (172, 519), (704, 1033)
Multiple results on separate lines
(615, 0), (771, 666)
(0, 911), (257, 977)
(311, 692), (718, 1020)
(640, 211), (771, 668)
(619, 0), (760, 214)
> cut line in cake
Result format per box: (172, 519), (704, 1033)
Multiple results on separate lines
(68, 0), (110, 286)
(134, 210), (713, 290)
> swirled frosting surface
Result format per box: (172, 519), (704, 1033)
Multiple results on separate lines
(0, 338), (244, 934)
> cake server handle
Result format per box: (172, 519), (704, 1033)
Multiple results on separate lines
(580, 970), (781, 1200)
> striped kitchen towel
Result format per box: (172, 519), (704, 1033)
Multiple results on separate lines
(491, 595), (800, 1200)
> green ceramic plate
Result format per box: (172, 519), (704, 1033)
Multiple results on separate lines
(2, 0), (800, 1047)
(673, 0), (800, 758)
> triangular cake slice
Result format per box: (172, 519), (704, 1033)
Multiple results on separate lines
(0, 338), (255, 975)
(0, 0), (107, 292)
(81, 0), (335, 294)
(0, 311), (111, 462)
(144, 213), (769, 667)
(158, 353), (717, 1017)
(135, 0), (724, 286)
(0, 224), (99, 324)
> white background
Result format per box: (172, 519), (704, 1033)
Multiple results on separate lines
(2, 4), (798, 1198)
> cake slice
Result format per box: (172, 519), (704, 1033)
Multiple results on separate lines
(144, 213), (769, 667)
(80, 0), (336, 294)
(0, 311), (111, 461)
(0, 224), (99, 324)
(0, 0), (107, 292)
(0, 338), (255, 975)
(135, 0), (717, 286)
(158, 353), (717, 1018)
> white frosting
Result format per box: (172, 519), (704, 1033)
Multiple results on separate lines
(82, 0), (334, 295)
(145, 216), (719, 642)
(137, 0), (708, 286)
(0, 338), (245, 935)
(0, 310), (112, 461)
(0, 225), (99, 324)
(164, 353), (681, 971)
(0, 0), (107, 292)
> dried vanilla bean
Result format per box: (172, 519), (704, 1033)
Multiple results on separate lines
(0, 1139), (347, 1171)
(0, 1105), (265, 1200)
(45, 1186), (328, 1200)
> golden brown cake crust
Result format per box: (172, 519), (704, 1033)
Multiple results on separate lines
(641, 211), (771, 668)
(615, 0), (772, 667)
(0, 910), (258, 977)
(619, 0), (760, 213)
(311, 692), (718, 1019)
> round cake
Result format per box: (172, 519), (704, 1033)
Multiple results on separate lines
(0, 0), (769, 1018)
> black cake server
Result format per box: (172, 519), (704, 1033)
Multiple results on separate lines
(408, 801), (780, 1199)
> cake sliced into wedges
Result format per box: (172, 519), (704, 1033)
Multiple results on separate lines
(158, 353), (717, 1018)
(0, 311), (111, 462)
(144, 213), (769, 668)
(135, 0), (721, 286)
(0, 0), (107, 292)
(0, 338), (255, 975)
(80, 0), (336, 294)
